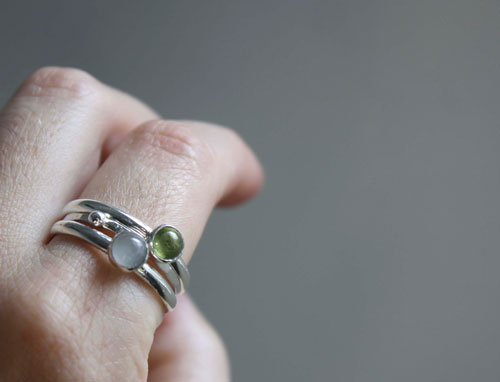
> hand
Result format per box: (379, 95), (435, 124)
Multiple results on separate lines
(0, 67), (263, 381)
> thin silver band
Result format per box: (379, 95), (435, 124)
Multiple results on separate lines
(51, 220), (177, 310)
(62, 199), (190, 291)
(51, 199), (191, 311)
(64, 211), (189, 294)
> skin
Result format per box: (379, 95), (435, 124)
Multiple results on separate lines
(0, 67), (264, 381)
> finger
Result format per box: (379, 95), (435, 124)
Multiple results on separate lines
(45, 119), (263, 377)
(148, 295), (230, 382)
(0, 67), (157, 249)
(79, 119), (264, 264)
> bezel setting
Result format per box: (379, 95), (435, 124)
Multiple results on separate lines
(149, 224), (184, 263)
(109, 231), (149, 271)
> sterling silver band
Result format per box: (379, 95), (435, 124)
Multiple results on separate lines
(62, 199), (190, 290)
(51, 220), (178, 309)
(64, 211), (189, 294)
(51, 199), (191, 311)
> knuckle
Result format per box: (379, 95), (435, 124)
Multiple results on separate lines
(133, 120), (215, 175)
(17, 66), (99, 99)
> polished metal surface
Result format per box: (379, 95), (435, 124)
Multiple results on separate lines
(51, 199), (191, 310)
(63, 201), (190, 291)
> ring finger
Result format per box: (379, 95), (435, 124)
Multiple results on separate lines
(45, 118), (263, 379)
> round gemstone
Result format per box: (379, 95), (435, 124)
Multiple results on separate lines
(152, 226), (184, 261)
(109, 232), (148, 270)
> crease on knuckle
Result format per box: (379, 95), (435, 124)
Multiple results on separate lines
(16, 66), (99, 100)
(134, 120), (215, 177)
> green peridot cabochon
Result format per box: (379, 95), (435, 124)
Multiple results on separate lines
(152, 225), (184, 261)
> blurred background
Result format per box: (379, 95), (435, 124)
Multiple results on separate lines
(2, 1), (500, 380)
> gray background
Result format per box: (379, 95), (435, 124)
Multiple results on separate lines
(1, 1), (500, 381)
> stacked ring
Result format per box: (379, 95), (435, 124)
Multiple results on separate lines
(51, 199), (190, 311)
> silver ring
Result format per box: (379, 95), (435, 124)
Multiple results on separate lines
(51, 199), (190, 311)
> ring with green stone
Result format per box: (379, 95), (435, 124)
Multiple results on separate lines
(51, 199), (191, 309)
